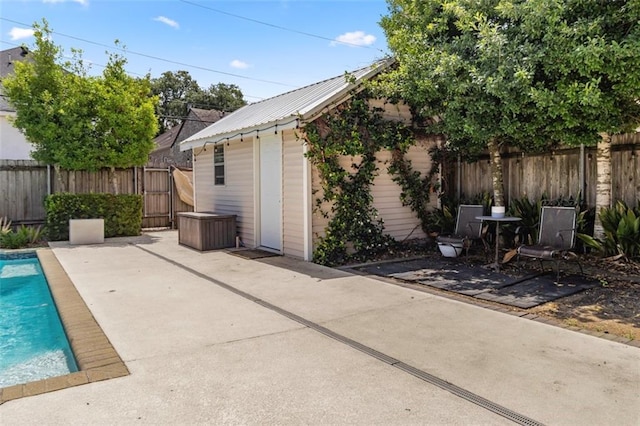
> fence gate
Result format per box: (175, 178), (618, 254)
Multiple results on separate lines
(142, 167), (172, 228)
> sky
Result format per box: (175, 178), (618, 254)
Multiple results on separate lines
(1, 0), (391, 102)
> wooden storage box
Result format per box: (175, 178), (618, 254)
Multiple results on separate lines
(177, 212), (236, 251)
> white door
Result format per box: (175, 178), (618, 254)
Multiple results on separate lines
(259, 134), (282, 250)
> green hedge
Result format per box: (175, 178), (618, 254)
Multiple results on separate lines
(45, 193), (143, 241)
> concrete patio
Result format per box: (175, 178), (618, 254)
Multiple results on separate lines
(1, 230), (638, 425)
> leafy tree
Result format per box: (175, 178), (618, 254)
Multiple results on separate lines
(378, 0), (640, 221)
(93, 51), (158, 192)
(378, 0), (553, 208)
(519, 0), (640, 238)
(151, 70), (201, 132)
(3, 20), (158, 193)
(151, 71), (246, 133)
(191, 82), (246, 114)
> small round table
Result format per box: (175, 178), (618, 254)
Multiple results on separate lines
(476, 216), (522, 271)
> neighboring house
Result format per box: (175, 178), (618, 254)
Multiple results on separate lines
(0, 46), (33, 160)
(181, 59), (438, 261)
(150, 107), (224, 167)
(149, 126), (181, 165)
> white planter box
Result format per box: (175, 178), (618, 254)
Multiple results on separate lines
(69, 219), (105, 245)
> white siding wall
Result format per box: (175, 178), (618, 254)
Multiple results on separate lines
(193, 139), (256, 247)
(368, 99), (412, 125)
(311, 137), (438, 251)
(282, 130), (306, 259)
(0, 113), (33, 160)
(311, 161), (330, 249)
(371, 141), (435, 241)
(193, 147), (213, 210)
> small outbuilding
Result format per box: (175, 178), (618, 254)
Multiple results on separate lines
(181, 60), (438, 261)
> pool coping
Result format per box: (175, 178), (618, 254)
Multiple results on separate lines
(0, 249), (129, 404)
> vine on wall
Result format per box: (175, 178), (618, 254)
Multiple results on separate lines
(304, 93), (438, 266)
(388, 142), (440, 236)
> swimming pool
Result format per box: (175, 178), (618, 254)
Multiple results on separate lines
(0, 252), (78, 388)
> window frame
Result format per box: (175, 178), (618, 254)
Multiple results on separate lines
(213, 144), (225, 186)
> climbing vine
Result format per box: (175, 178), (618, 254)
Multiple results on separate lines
(304, 93), (438, 266)
(388, 143), (435, 236)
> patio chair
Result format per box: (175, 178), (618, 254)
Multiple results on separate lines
(516, 206), (584, 282)
(436, 204), (486, 257)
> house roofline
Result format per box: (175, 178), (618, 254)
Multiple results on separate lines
(180, 58), (394, 151)
(182, 116), (300, 152)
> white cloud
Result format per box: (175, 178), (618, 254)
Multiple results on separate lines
(9, 27), (35, 41)
(331, 31), (376, 47)
(230, 59), (250, 69)
(153, 16), (179, 29)
(43, 0), (89, 5)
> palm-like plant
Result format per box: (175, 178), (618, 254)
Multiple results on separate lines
(578, 201), (640, 260)
(1, 216), (11, 235)
(507, 196), (544, 245)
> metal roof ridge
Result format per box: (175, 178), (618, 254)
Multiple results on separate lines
(245, 58), (392, 107)
(180, 58), (394, 149)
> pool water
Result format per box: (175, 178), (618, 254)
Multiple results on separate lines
(0, 253), (78, 388)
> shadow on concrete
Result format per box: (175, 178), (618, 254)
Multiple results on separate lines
(48, 233), (164, 250)
(256, 255), (356, 281)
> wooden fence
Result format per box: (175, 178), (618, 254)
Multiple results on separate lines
(445, 133), (640, 208)
(3, 134), (638, 228)
(0, 160), (193, 228)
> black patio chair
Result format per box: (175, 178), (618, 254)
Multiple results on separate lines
(516, 206), (584, 282)
(436, 204), (486, 257)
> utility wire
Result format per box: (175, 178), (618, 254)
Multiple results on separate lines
(1, 39), (148, 77)
(179, 0), (386, 53)
(0, 39), (265, 100)
(0, 17), (297, 89)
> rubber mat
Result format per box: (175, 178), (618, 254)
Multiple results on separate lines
(475, 274), (598, 308)
(228, 249), (280, 259)
(357, 258), (597, 308)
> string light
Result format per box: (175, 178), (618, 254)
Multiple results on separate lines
(185, 117), (300, 151)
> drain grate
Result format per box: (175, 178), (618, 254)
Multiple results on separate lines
(394, 362), (543, 426)
(137, 245), (545, 426)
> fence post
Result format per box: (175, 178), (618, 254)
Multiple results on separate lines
(47, 164), (51, 195)
(169, 166), (174, 229)
(579, 144), (585, 201)
(456, 154), (461, 201)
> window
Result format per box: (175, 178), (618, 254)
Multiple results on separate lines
(214, 144), (225, 185)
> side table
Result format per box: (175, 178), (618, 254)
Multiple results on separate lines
(476, 216), (522, 271)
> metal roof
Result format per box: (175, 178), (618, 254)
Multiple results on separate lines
(181, 58), (393, 150)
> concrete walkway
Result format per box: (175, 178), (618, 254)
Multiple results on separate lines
(2, 231), (638, 425)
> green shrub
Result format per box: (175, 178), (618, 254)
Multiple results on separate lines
(424, 205), (456, 236)
(578, 201), (640, 260)
(45, 193), (142, 241)
(24, 224), (44, 244)
(0, 222), (44, 249)
(0, 226), (29, 249)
